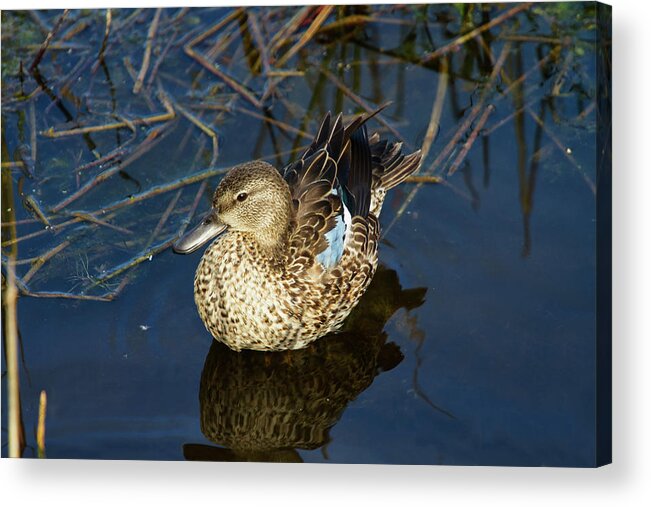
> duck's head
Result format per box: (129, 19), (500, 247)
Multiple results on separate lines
(173, 161), (293, 255)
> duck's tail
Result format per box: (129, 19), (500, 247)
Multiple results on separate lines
(369, 133), (422, 217)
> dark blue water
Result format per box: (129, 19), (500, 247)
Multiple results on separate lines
(2, 4), (602, 465)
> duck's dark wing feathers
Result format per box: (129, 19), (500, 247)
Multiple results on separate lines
(282, 111), (375, 270)
(347, 124), (372, 217)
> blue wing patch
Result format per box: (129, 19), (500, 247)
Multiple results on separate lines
(316, 188), (351, 269)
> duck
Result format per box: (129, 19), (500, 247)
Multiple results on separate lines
(173, 109), (421, 351)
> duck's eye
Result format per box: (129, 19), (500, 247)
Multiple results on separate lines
(236, 192), (248, 202)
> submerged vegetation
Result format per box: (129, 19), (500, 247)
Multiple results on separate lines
(2, 3), (607, 459)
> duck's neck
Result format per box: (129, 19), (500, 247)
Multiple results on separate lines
(244, 193), (295, 262)
(261, 195), (295, 261)
(246, 221), (292, 263)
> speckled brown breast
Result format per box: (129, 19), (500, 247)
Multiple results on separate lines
(194, 215), (380, 351)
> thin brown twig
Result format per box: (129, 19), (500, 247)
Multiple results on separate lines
(267, 6), (311, 55)
(317, 14), (372, 34)
(2, 255), (40, 267)
(499, 34), (572, 45)
(18, 289), (115, 302)
(1, 162), (25, 169)
(384, 39), (514, 237)
(146, 189), (183, 247)
(146, 28), (177, 91)
(184, 46), (262, 109)
(168, 7), (189, 26)
(37, 391), (47, 458)
(92, 236), (177, 287)
(133, 8), (162, 94)
(204, 22), (240, 62)
(178, 180), (209, 236)
(61, 18), (89, 41)
(98, 9), (112, 63)
(551, 50), (574, 97)
(182, 9), (262, 107)
(122, 56), (156, 111)
(3, 259), (22, 457)
(419, 60), (449, 164)
(481, 97), (540, 137)
(259, 144), (311, 163)
(122, 55), (140, 84)
(22, 240), (71, 284)
(246, 12), (278, 101)
(422, 3), (532, 63)
(436, 179), (475, 202)
(29, 101), (37, 163)
(185, 8), (245, 50)
(70, 212), (133, 235)
(190, 103), (232, 113)
(24, 196), (51, 228)
(89, 9), (143, 73)
(475, 32), (496, 67)
(320, 68), (408, 146)
(477, 42), (563, 144)
(114, 8), (143, 32)
(404, 175), (443, 183)
(233, 106), (313, 139)
(73, 137), (135, 173)
(247, 11), (272, 75)
(276, 6), (334, 67)
(172, 101), (219, 166)
(419, 124), (461, 173)
(30, 9), (70, 70)
(50, 120), (177, 213)
(265, 70), (305, 77)
(1, 217), (81, 247)
(575, 100), (596, 122)
(448, 105), (496, 176)
(382, 65), (449, 237)
(28, 42), (90, 52)
(429, 42), (512, 175)
(87, 165), (229, 216)
(158, 70), (195, 89)
(499, 45), (562, 98)
(41, 107), (174, 138)
(2, 218), (43, 227)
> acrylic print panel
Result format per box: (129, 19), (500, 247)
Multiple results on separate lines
(1, 2), (611, 466)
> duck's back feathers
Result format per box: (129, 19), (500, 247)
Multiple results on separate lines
(283, 112), (372, 271)
(369, 132), (422, 192)
(282, 110), (420, 271)
(368, 132), (422, 216)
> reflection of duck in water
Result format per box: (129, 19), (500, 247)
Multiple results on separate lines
(183, 267), (426, 462)
(174, 110), (421, 351)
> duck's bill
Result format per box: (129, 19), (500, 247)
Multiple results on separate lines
(173, 215), (228, 254)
